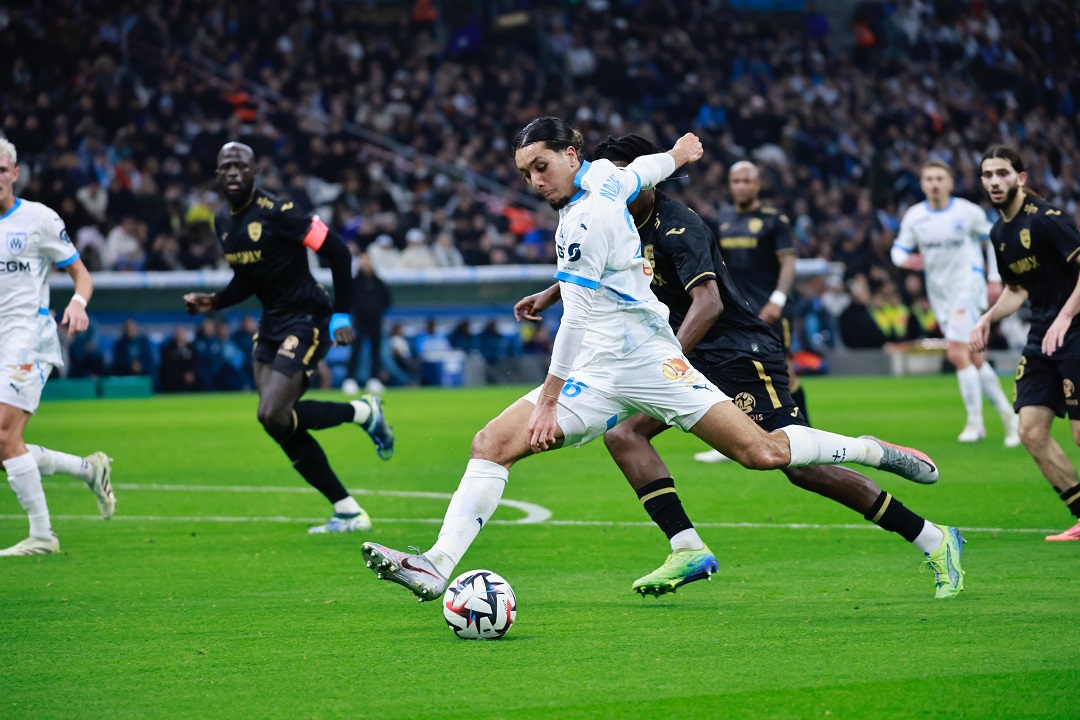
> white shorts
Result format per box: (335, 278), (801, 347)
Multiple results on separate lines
(0, 362), (52, 414)
(522, 332), (729, 448)
(936, 303), (979, 343)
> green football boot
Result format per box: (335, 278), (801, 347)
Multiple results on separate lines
(632, 546), (718, 597)
(921, 525), (965, 599)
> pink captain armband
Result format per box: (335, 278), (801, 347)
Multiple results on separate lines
(302, 217), (329, 251)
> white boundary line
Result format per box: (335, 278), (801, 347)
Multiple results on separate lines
(9, 481), (1062, 534)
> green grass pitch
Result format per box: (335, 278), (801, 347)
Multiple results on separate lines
(2, 375), (1079, 719)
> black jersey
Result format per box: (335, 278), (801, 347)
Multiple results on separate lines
(640, 191), (781, 359)
(214, 189), (332, 321)
(992, 196), (1080, 358)
(715, 205), (794, 313)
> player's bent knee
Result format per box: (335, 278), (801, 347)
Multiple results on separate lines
(1018, 423), (1048, 450)
(258, 410), (294, 443)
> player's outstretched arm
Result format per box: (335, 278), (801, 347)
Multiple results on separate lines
(970, 283), (1027, 353)
(514, 283), (562, 323)
(668, 133), (704, 169)
(60, 258), (92, 336)
(315, 231), (355, 346)
(184, 272), (254, 315)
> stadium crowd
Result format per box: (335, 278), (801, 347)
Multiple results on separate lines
(2, 0), (1078, 364)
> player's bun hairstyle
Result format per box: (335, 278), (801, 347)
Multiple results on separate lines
(981, 143), (1043, 199)
(592, 134), (664, 163)
(512, 117), (585, 155)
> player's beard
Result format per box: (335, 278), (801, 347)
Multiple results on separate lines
(988, 182), (1019, 209)
(548, 193), (571, 211)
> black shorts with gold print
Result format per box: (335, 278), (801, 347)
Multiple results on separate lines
(253, 313), (331, 378)
(688, 349), (807, 431)
(1014, 353), (1080, 420)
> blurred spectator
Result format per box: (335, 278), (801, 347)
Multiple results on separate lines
(347, 252), (392, 390)
(432, 231), (465, 268)
(213, 321), (248, 391)
(476, 320), (514, 365)
(191, 317), (221, 390)
(368, 234), (401, 273)
(159, 326), (198, 393)
(387, 323), (419, 386)
(448, 320), (474, 352)
(67, 326), (108, 378)
(400, 228), (437, 270)
(415, 318), (450, 356)
(111, 318), (155, 376)
(102, 216), (145, 271)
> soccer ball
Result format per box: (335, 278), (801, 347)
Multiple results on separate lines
(442, 569), (516, 640)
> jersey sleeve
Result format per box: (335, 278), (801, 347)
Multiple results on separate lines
(662, 214), (717, 293)
(271, 201), (329, 251)
(40, 212), (79, 267)
(583, 156), (676, 205)
(893, 209), (917, 254)
(553, 212), (605, 290)
(771, 211), (794, 255)
(992, 226), (1021, 286)
(1035, 207), (1080, 264)
(970, 204), (993, 241)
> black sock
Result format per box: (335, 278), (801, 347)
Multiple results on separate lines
(636, 478), (694, 539)
(1059, 485), (1080, 519)
(280, 430), (349, 503)
(295, 400), (355, 431)
(864, 491), (925, 543)
(791, 385), (810, 426)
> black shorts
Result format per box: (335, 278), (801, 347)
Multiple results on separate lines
(1014, 353), (1080, 419)
(768, 317), (793, 355)
(689, 350), (807, 431)
(253, 314), (331, 379)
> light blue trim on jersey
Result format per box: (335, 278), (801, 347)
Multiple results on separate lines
(573, 160), (591, 188)
(605, 415), (619, 430)
(891, 242), (914, 253)
(605, 286), (640, 302)
(977, 232), (989, 241)
(568, 160), (591, 204)
(0, 198), (22, 221)
(554, 270), (599, 290)
(923, 198), (954, 214)
(626, 169), (643, 204)
(55, 251), (80, 268)
(38, 308), (49, 316)
(623, 208), (635, 232)
(972, 265), (984, 274)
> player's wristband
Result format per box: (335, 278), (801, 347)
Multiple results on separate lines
(71, 293), (88, 307)
(329, 313), (351, 335)
(769, 290), (787, 308)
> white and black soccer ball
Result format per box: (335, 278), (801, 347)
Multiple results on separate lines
(442, 569), (516, 640)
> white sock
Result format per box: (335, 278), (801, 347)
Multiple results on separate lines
(333, 496), (362, 515)
(913, 521), (945, 553)
(956, 365), (983, 426)
(977, 363), (1014, 420)
(670, 528), (705, 552)
(28, 444), (92, 482)
(5, 452), (52, 540)
(425, 459), (508, 579)
(780, 425), (881, 467)
(350, 400), (372, 426)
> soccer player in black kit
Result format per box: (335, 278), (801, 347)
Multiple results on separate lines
(972, 144), (1080, 541)
(184, 142), (395, 534)
(516, 135), (965, 599)
(695, 160), (808, 464)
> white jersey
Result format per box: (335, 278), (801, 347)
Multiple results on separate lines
(552, 157), (678, 372)
(0, 198), (79, 367)
(893, 197), (995, 315)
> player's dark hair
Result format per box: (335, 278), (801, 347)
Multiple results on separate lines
(980, 144), (1024, 173)
(512, 117), (585, 155)
(980, 144), (1043, 199)
(592, 134), (664, 164)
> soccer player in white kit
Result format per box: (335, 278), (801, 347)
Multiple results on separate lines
(892, 160), (1019, 446)
(0, 139), (115, 557)
(361, 118), (942, 602)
